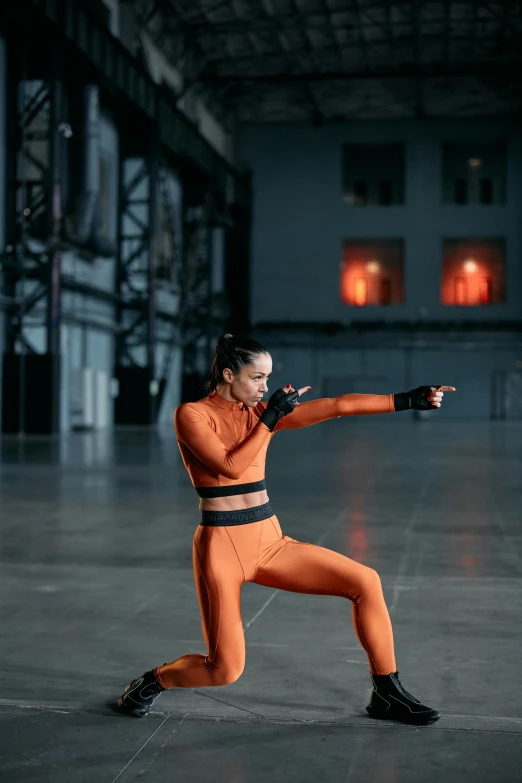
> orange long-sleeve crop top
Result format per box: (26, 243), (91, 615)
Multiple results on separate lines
(174, 389), (395, 498)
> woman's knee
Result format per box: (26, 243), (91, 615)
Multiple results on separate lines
(356, 566), (383, 597)
(211, 662), (245, 686)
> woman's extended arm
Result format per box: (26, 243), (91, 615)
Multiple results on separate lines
(174, 403), (272, 479)
(264, 393), (395, 431)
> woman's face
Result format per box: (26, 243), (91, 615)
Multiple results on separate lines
(223, 354), (273, 407)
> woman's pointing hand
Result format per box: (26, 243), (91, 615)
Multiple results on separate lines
(426, 385), (457, 408)
(259, 384), (311, 431)
(284, 384), (312, 405)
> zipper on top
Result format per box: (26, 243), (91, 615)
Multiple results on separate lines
(229, 409), (239, 439)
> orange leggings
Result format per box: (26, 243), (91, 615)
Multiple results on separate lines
(154, 515), (396, 689)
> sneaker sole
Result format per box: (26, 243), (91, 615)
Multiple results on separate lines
(366, 705), (440, 725)
(114, 695), (151, 718)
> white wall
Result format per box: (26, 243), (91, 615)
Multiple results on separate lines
(237, 119), (522, 325)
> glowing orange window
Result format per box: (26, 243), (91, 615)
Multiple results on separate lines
(341, 239), (404, 306)
(354, 278), (367, 306)
(442, 239), (505, 306)
(454, 277), (467, 306)
(479, 278), (493, 305)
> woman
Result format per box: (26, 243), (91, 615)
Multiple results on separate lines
(116, 333), (456, 724)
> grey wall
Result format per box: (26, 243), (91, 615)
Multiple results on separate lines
(247, 337), (522, 420)
(237, 119), (522, 325)
(239, 119), (522, 420)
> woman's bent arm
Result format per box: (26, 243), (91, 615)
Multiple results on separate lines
(174, 403), (272, 479)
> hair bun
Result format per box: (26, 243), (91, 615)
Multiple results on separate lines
(216, 333), (233, 354)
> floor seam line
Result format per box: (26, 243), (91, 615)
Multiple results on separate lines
(109, 712), (180, 783)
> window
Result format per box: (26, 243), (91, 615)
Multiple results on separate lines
(442, 142), (506, 205)
(341, 239), (404, 306)
(342, 144), (405, 206)
(441, 239), (505, 306)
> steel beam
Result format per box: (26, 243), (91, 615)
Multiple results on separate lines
(4, 0), (250, 210)
(47, 56), (64, 434)
(1, 41), (66, 435)
(201, 60), (522, 83)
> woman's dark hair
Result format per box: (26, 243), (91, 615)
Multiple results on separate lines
(204, 334), (270, 394)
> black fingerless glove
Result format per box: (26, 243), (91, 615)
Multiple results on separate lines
(394, 386), (441, 412)
(259, 388), (300, 431)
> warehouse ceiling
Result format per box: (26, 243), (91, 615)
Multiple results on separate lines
(136, 0), (522, 123)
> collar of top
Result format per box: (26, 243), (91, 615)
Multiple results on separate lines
(208, 389), (246, 411)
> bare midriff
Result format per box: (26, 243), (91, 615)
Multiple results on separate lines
(199, 488), (269, 512)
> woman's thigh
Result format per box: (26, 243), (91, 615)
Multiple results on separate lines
(251, 536), (379, 600)
(192, 526), (247, 673)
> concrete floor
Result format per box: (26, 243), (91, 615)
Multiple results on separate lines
(1, 415), (521, 782)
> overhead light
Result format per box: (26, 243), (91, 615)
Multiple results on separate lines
(367, 260), (380, 273)
(468, 158), (483, 169)
(464, 259), (477, 273)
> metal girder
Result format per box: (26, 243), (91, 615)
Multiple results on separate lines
(115, 136), (217, 420)
(200, 31), (522, 73)
(1, 3), (253, 428)
(114, 137), (161, 423)
(4, 70), (58, 301)
(176, 186), (237, 399)
(114, 146), (230, 408)
(179, 193), (214, 381)
(1, 43), (66, 434)
(201, 60), (522, 82)
(12, 0), (249, 209)
(116, 144), (160, 376)
(167, 1), (522, 34)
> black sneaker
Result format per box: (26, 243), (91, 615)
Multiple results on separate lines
(366, 670), (440, 725)
(115, 668), (166, 718)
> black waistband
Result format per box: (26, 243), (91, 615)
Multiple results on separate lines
(200, 501), (274, 526)
(195, 479), (266, 498)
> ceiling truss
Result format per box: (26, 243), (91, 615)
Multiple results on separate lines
(135, 0), (522, 122)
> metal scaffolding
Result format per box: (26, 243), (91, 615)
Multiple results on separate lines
(0, 0), (252, 433)
(1, 44), (66, 434)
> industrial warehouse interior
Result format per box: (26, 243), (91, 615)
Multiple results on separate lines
(0, 1), (521, 781)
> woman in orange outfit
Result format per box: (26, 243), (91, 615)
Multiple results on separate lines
(116, 334), (456, 725)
